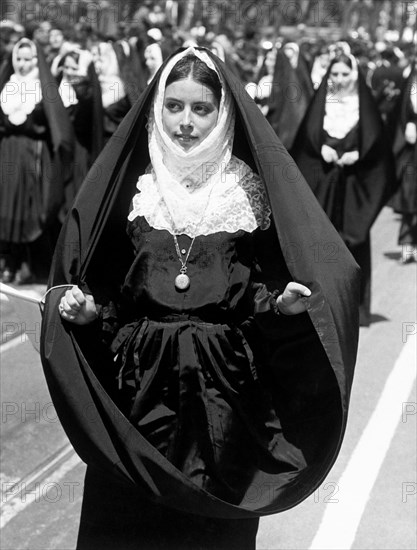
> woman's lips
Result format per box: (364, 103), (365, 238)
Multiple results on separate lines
(176, 134), (197, 142)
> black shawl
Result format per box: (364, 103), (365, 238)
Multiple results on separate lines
(266, 49), (314, 151)
(41, 49), (360, 519)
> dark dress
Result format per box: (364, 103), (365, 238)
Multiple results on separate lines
(0, 105), (53, 244)
(0, 53), (73, 280)
(78, 216), (289, 549)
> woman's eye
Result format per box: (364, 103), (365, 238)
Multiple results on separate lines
(194, 104), (210, 115)
(165, 102), (182, 112)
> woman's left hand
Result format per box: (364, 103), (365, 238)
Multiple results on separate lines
(276, 282), (311, 315)
(337, 150), (359, 166)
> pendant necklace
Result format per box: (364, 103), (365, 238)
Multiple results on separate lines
(169, 183), (214, 291)
(172, 234), (195, 291)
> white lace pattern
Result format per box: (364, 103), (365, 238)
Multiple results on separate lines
(128, 156), (271, 236)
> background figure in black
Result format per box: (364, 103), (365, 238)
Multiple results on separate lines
(292, 53), (394, 326)
(57, 49), (103, 217)
(390, 64), (417, 263)
(370, 47), (404, 125)
(0, 38), (73, 284)
(265, 44), (314, 153)
(91, 41), (132, 145)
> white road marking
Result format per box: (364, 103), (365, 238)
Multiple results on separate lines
(309, 335), (417, 550)
(1, 445), (82, 528)
(0, 334), (27, 353)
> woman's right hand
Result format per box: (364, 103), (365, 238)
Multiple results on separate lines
(58, 286), (98, 325)
(321, 144), (339, 164)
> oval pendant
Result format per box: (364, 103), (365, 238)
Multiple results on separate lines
(175, 273), (190, 291)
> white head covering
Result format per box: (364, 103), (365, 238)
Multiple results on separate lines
(324, 55), (359, 139)
(93, 42), (126, 109)
(58, 49), (93, 108)
(283, 42), (299, 69)
(0, 38), (42, 126)
(144, 42), (164, 83)
(128, 47), (271, 237)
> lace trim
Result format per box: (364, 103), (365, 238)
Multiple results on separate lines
(128, 156), (271, 236)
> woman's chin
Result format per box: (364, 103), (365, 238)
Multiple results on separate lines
(175, 138), (199, 152)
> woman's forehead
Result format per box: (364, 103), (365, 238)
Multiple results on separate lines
(17, 46), (33, 57)
(164, 78), (217, 101)
(330, 62), (351, 72)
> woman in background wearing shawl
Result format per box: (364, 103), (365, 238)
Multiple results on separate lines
(57, 49), (103, 216)
(390, 64), (417, 263)
(246, 42), (314, 153)
(292, 53), (394, 326)
(244, 45), (277, 117)
(0, 38), (73, 283)
(143, 42), (164, 84)
(91, 41), (132, 145)
(41, 48), (359, 549)
(266, 43), (314, 153)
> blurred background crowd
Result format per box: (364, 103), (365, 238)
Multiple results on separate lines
(0, 0), (416, 325)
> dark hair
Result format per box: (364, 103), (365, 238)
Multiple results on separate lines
(166, 53), (222, 105)
(329, 54), (353, 70)
(61, 51), (80, 65)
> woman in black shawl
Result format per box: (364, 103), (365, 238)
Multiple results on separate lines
(57, 49), (103, 216)
(265, 44), (314, 153)
(292, 53), (394, 326)
(247, 42), (314, 153)
(41, 47), (360, 550)
(390, 63), (417, 263)
(0, 38), (73, 283)
(91, 41), (134, 145)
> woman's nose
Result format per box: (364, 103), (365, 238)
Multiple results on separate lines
(180, 108), (192, 128)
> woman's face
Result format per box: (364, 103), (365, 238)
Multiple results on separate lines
(145, 47), (162, 74)
(162, 77), (219, 152)
(264, 49), (276, 75)
(50, 29), (64, 50)
(329, 61), (353, 92)
(63, 56), (80, 83)
(15, 45), (35, 76)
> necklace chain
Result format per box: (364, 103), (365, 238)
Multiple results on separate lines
(173, 235), (195, 273)
(164, 184), (216, 289)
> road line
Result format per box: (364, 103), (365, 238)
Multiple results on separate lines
(1, 445), (82, 528)
(2, 444), (74, 500)
(0, 333), (27, 353)
(309, 335), (416, 550)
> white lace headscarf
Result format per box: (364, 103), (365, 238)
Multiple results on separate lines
(128, 46), (271, 236)
(0, 38), (42, 126)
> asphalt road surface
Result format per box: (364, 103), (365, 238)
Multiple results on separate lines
(1, 206), (416, 550)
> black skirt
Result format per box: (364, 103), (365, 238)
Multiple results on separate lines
(76, 466), (259, 550)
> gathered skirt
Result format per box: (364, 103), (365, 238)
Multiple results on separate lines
(111, 315), (283, 506)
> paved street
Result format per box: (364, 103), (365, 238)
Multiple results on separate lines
(1, 206), (416, 550)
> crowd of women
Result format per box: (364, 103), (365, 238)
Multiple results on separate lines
(0, 16), (415, 315)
